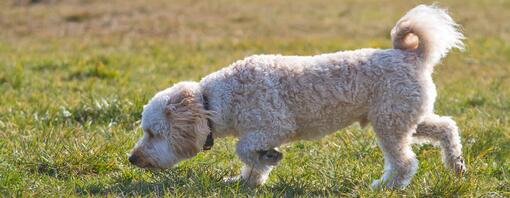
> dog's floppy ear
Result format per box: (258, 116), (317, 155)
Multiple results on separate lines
(165, 104), (177, 116)
(164, 88), (197, 118)
(163, 85), (209, 158)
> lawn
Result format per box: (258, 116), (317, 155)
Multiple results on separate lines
(0, 0), (509, 197)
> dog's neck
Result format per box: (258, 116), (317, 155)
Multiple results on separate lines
(201, 94), (214, 150)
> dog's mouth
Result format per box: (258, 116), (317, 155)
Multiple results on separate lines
(136, 158), (161, 169)
(138, 162), (155, 169)
(133, 161), (163, 171)
(129, 152), (161, 170)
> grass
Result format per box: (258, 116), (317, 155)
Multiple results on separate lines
(1, 0), (509, 197)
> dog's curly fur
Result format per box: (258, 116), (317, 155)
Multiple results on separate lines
(129, 5), (466, 189)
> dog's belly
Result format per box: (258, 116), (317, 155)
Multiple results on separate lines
(293, 122), (354, 141)
(290, 103), (369, 141)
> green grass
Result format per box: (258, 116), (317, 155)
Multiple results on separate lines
(1, 0), (509, 197)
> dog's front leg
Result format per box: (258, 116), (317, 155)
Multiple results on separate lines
(229, 132), (282, 187)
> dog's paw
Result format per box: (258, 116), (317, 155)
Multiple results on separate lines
(371, 178), (406, 190)
(371, 179), (383, 190)
(223, 175), (242, 184)
(258, 148), (283, 166)
(222, 175), (263, 188)
(452, 156), (467, 175)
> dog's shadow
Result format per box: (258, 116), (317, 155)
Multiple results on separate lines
(76, 170), (341, 196)
(78, 178), (169, 196)
(76, 168), (219, 196)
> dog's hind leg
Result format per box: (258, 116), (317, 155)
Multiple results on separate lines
(370, 103), (420, 189)
(371, 126), (418, 189)
(413, 115), (466, 174)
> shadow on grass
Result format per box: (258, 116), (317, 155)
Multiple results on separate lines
(266, 175), (363, 197)
(75, 169), (356, 196)
(75, 167), (220, 196)
(78, 179), (169, 196)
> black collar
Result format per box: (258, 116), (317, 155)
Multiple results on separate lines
(202, 94), (214, 151)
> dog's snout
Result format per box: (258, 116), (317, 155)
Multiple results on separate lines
(128, 154), (138, 165)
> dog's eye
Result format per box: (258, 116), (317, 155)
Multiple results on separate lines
(145, 129), (155, 138)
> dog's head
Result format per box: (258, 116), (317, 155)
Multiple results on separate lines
(128, 82), (210, 169)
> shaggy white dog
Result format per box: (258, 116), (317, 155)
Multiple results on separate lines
(129, 5), (466, 189)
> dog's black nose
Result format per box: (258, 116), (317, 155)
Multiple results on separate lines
(128, 155), (138, 164)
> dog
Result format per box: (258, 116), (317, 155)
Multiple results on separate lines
(129, 5), (466, 189)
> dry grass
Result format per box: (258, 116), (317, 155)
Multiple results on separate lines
(2, 0), (509, 42)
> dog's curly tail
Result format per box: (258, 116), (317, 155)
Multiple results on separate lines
(391, 5), (464, 66)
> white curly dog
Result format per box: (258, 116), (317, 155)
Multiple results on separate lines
(129, 5), (466, 189)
